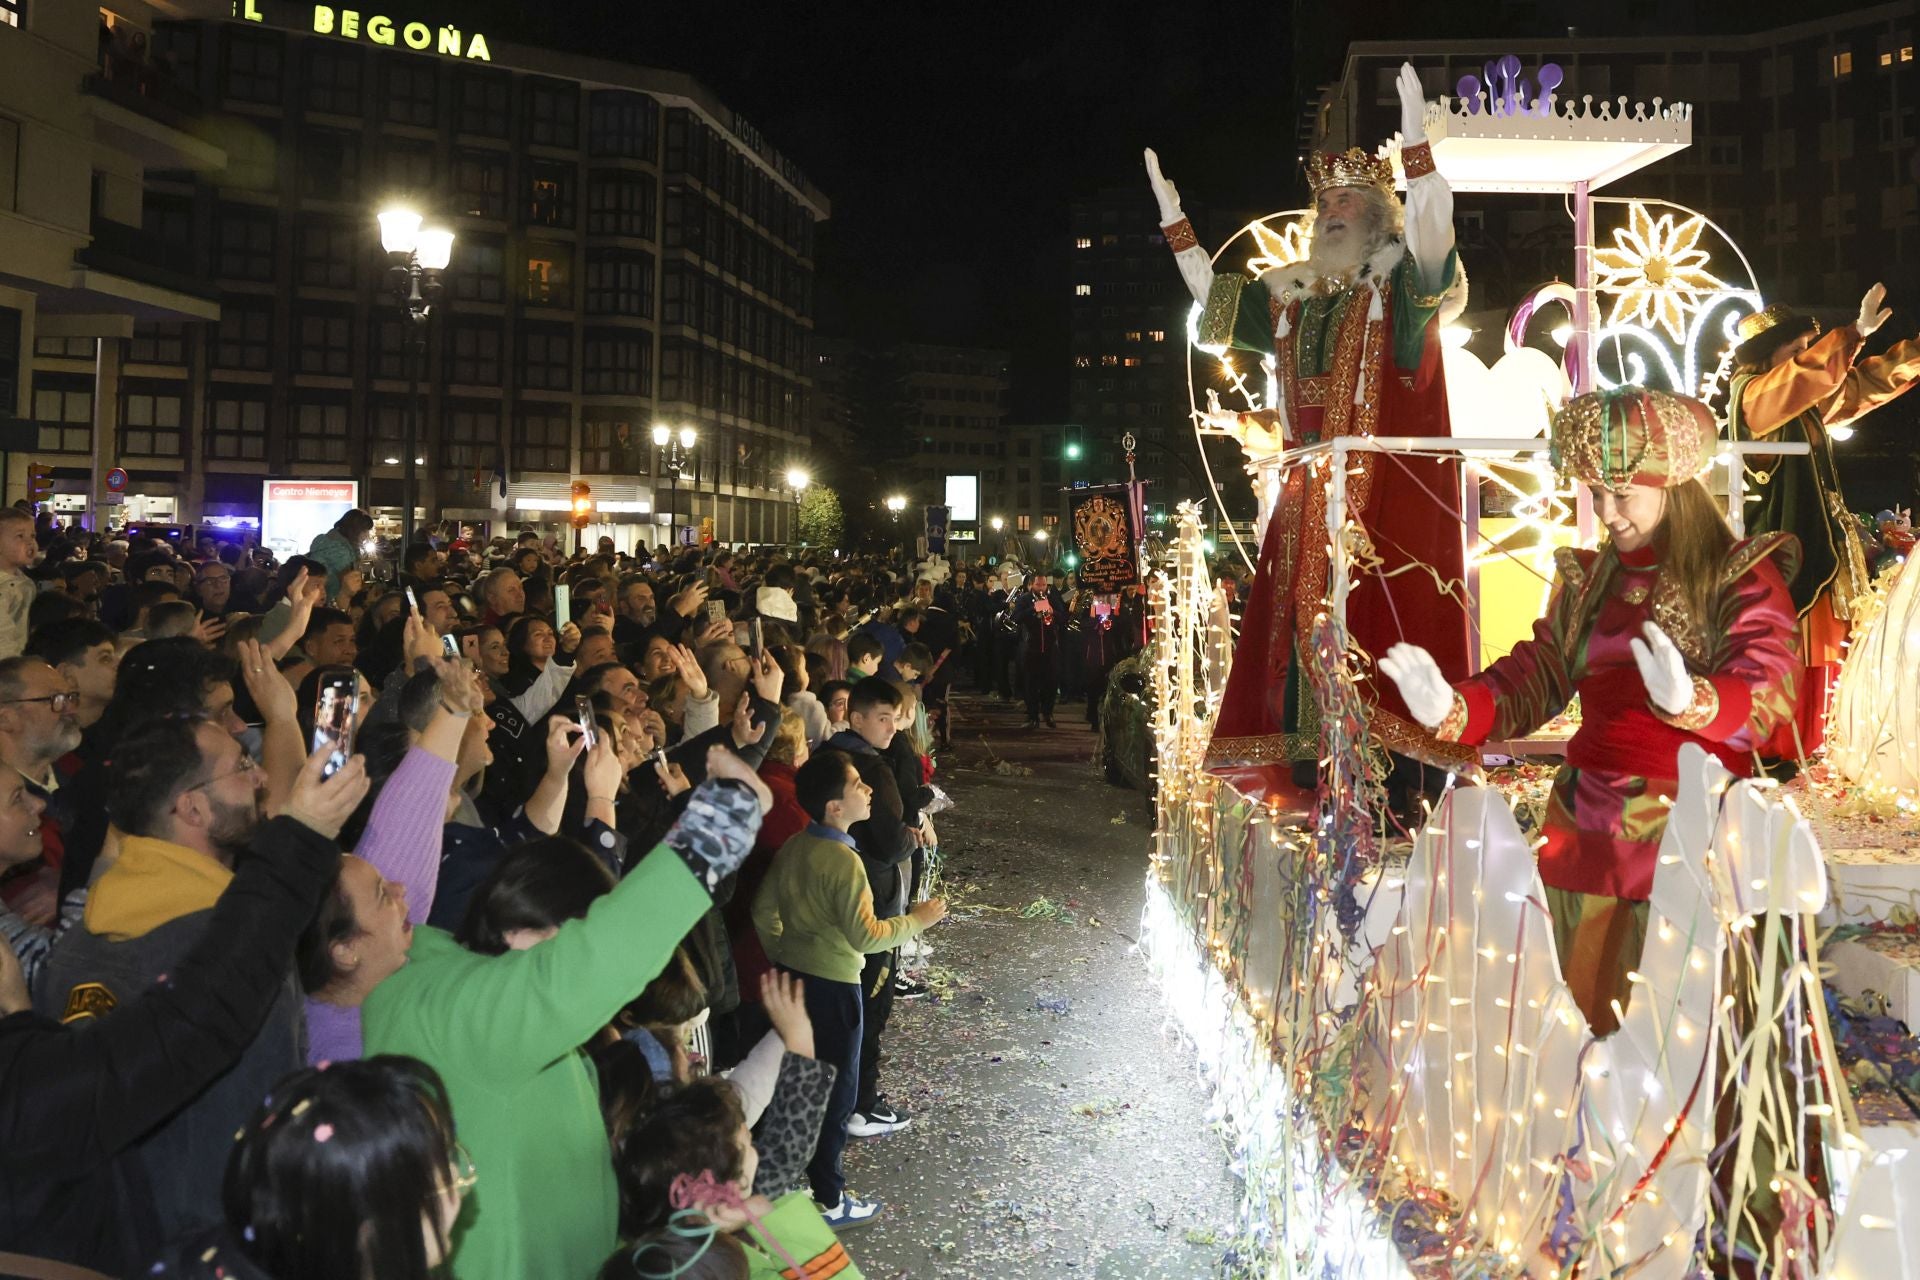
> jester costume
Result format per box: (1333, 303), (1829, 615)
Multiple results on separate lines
(1728, 305), (1920, 756)
(1436, 390), (1801, 1035)
(1160, 143), (1475, 800)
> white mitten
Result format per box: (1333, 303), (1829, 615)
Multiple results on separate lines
(1144, 148), (1182, 226)
(1628, 621), (1693, 716)
(1858, 282), (1891, 338)
(1396, 62), (1429, 145)
(1378, 643), (1453, 732)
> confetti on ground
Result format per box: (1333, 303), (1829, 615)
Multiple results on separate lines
(1018, 895), (1079, 924)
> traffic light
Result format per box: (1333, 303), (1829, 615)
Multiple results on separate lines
(1064, 440), (1083, 461)
(26, 464), (51, 505)
(1150, 503), (1168, 526)
(569, 480), (592, 530)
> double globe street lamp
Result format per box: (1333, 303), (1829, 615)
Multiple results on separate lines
(377, 207), (455, 552)
(652, 424), (697, 546)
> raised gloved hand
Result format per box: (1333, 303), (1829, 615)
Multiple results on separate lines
(1628, 621), (1693, 717)
(1144, 148), (1183, 226)
(662, 760), (766, 896)
(1377, 643), (1453, 732)
(1858, 282), (1891, 338)
(1396, 62), (1429, 145)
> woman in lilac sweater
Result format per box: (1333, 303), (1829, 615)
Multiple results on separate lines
(297, 657), (515, 1064)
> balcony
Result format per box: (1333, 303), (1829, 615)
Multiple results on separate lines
(83, 57), (225, 174)
(70, 219), (220, 321)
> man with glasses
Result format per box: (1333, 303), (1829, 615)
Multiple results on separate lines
(0, 657), (84, 897)
(36, 714), (288, 1243)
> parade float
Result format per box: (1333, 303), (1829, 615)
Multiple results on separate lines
(1139, 64), (1920, 1277)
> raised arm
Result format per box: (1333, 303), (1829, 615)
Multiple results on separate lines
(1146, 148), (1213, 307)
(1395, 62), (1454, 294)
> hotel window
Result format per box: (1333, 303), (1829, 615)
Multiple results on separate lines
(1074, 284), (1091, 296)
(304, 43), (361, 115)
(294, 309), (353, 376)
(527, 160), (575, 227)
(383, 57), (437, 128)
(122, 384), (184, 457)
(1148, 329), (1166, 341)
(383, 140), (435, 196)
(300, 129), (360, 201)
(525, 78), (578, 148)
(1100, 354), (1119, 366)
(1830, 50), (1855, 80)
(453, 150), (508, 220)
(1075, 236), (1092, 248)
(1819, 119), (1856, 162)
(583, 330), (650, 395)
(585, 250), (654, 317)
(580, 410), (642, 474)
(587, 171), (656, 236)
(1073, 355), (1091, 368)
(440, 402), (498, 472)
(225, 123), (278, 192)
(1882, 186), (1918, 229)
(1016, 513), (1031, 531)
(214, 206), (274, 282)
(296, 217), (357, 290)
(34, 336), (93, 359)
(33, 375), (93, 453)
(520, 325), (572, 391)
(1820, 192), (1858, 236)
(514, 404), (571, 473)
(370, 312), (408, 380)
(0, 0), (19, 29)
(1124, 330), (1141, 342)
(206, 393), (268, 461)
(448, 321), (503, 386)
(289, 400), (349, 464)
(451, 238), (504, 304)
(458, 70), (509, 137)
(129, 323), (186, 365)
(1122, 357), (1142, 367)
(588, 91), (660, 161)
(223, 30), (282, 105)
(212, 300), (272, 370)
(523, 252), (571, 307)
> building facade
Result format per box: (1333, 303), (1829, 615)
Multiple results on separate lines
(8, 0), (829, 548)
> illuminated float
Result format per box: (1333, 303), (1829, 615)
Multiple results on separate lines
(1143, 63), (1920, 1277)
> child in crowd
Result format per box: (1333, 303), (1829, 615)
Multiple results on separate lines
(818, 680), (853, 737)
(845, 634), (884, 681)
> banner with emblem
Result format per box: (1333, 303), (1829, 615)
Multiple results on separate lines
(1069, 485), (1140, 591)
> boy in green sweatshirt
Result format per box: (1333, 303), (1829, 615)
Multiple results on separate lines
(752, 749), (944, 1228)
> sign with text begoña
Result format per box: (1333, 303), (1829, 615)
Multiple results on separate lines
(262, 480), (357, 562)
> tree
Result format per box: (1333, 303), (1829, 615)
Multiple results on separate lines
(797, 484), (845, 548)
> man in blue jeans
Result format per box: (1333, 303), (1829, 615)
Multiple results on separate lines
(751, 750), (945, 1228)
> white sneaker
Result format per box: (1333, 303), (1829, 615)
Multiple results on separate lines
(817, 1191), (884, 1229)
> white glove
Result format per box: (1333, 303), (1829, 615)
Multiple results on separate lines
(1396, 62), (1429, 145)
(1857, 282), (1891, 338)
(1144, 148), (1182, 226)
(1628, 621), (1693, 717)
(1378, 643), (1453, 732)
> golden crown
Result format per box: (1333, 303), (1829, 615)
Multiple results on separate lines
(1736, 304), (1795, 343)
(1305, 147), (1396, 198)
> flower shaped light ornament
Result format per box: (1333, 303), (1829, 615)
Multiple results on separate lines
(1592, 203), (1729, 344)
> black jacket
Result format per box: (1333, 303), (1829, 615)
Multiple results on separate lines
(0, 816), (339, 1274)
(824, 730), (915, 917)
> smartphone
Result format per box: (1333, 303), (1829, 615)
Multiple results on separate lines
(707, 599), (727, 625)
(554, 582), (571, 627)
(441, 633), (461, 661)
(311, 666), (359, 779)
(574, 693), (598, 751)
(404, 584), (420, 616)
(732, 621), (752, 649)
(749, 618), (763, 661)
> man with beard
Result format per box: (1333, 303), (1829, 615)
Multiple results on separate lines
(1145, 61), (1474, 807)
(613, 573), (658, 649)
(0, 658), (85, 915)
(37, 716), (293, 1244)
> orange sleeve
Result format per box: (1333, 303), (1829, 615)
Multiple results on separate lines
(1737, 326), (1863, 437)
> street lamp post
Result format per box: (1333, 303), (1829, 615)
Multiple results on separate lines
(378, 207), (454, 553)
(652, 424), (697, 548)
(784, 467), (810, 545)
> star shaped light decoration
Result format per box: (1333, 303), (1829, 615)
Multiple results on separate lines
(1243, 217), (1311, 277)
(1592, 202), (1729, 344)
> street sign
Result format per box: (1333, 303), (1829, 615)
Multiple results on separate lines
(104, 467), (128, 493)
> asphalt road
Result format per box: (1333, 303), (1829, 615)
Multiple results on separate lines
(842, 690), (1237, 1279)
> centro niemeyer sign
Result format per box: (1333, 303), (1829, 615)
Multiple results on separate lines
(231, 0), (493, 62)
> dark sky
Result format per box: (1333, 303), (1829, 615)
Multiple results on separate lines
(439, 0), (1885, 421)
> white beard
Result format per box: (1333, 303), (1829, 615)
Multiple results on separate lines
(1304, 224), (1386, 280)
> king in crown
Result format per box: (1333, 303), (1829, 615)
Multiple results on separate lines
(1145, 62), (1474, 808)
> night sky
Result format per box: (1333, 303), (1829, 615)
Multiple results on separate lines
(431, 0), (1890, 428)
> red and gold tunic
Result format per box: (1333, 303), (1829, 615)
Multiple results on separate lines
(1445, 535), (1802, 901)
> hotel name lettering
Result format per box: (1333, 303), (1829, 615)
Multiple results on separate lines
(233, 0), (493, 61)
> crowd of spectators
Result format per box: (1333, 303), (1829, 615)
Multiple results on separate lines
(0, 507), (1043, 1279)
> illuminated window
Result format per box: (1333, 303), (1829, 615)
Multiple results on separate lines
(1833, 51), (1854, 78)
(1122, 357), (1142, 367)
(1124, 330), (1141, 341)
(527, 161), (574, 227)
(1100, 354), (1118, 366)
(1075, 237), (1092, 248)
(1882, 52), (1894, 66)
(1148, 329), (1166, 341)
(1073, 355), (1091, 367)
(0, 0), (20, 29)
(1906, 47), (1915, 61)
(1016, 514), (1031, 531)
(1074, 284), (1092, 296)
